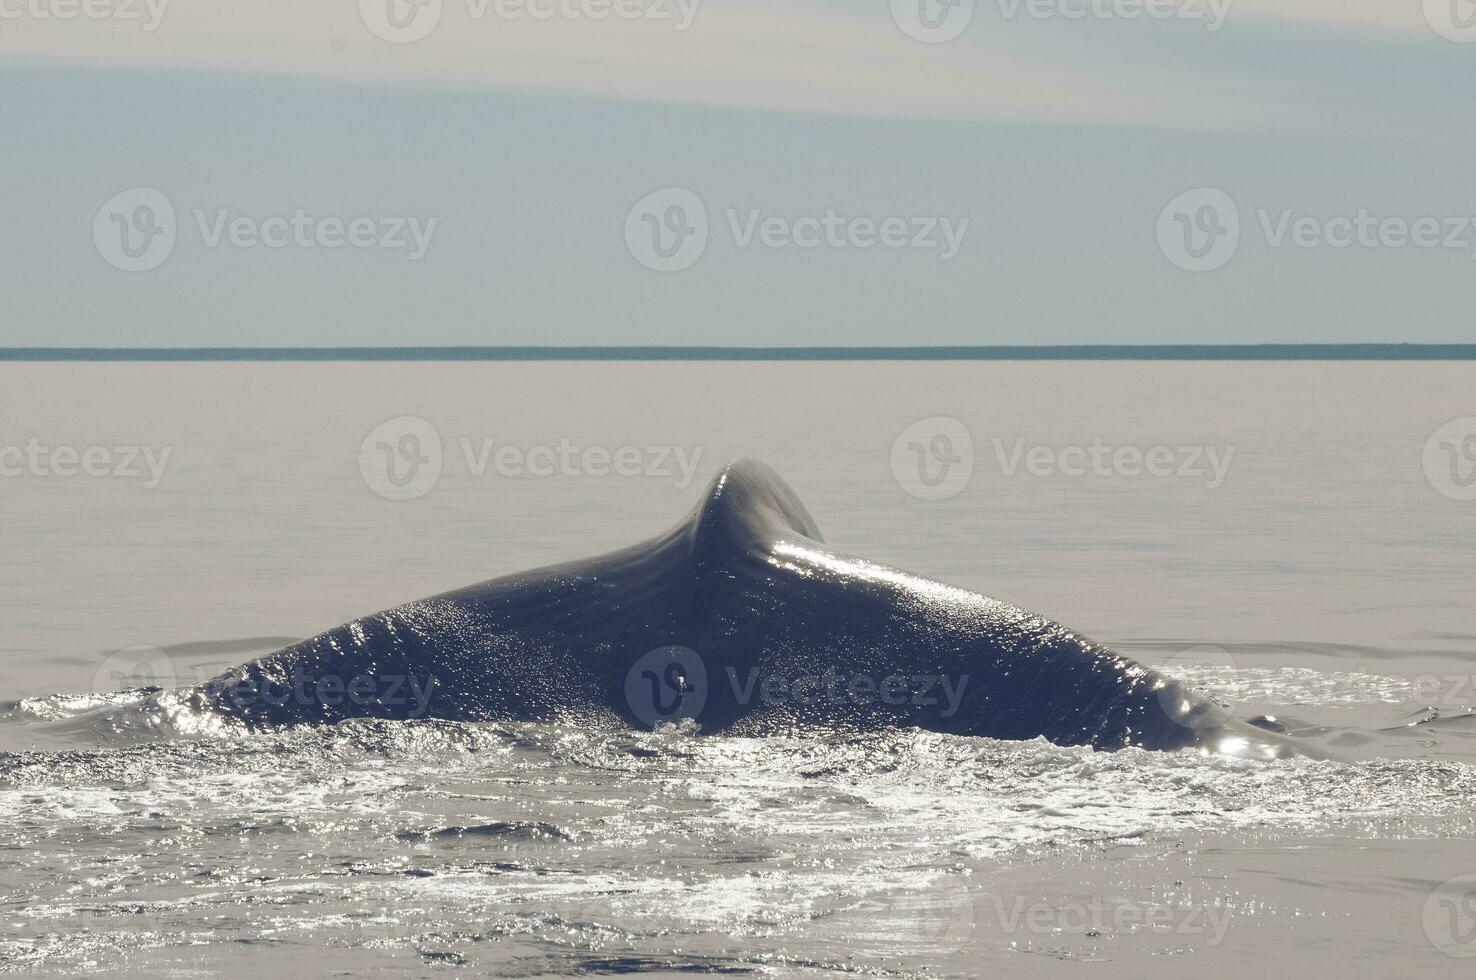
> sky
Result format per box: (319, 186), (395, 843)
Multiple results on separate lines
(1, 0), (1474, 346)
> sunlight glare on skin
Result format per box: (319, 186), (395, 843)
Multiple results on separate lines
(769, 540), (1009, 612)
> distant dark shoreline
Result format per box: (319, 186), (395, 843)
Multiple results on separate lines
(2, 345), (1473, 362)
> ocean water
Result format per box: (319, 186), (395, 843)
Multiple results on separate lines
(2, 361), (1475, 977)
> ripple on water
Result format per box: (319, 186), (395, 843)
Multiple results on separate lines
(2, 679), (1475, 976)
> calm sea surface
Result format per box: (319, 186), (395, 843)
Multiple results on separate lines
(2, 362), (1474, 977)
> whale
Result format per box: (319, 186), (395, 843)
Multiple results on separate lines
(195, 459), (1323, 759)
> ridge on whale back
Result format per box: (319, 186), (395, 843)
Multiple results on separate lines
(198, 459), (1327, 760)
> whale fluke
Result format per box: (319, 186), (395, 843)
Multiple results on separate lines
(196, 460), (1326, 759)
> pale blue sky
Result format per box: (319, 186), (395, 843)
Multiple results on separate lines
(1, 1), (1473, 346)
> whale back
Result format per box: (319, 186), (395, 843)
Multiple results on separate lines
(198, 460), (1323, 758)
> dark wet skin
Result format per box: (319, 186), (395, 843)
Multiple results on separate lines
(199, 460), (1331, 760)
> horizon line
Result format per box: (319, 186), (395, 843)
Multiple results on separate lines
(2, 345), (1474, 362)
